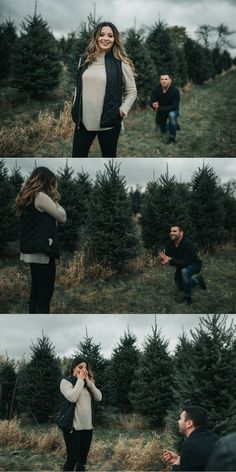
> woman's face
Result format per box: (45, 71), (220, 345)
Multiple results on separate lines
(97, 26), (115, 53)
(73, 362), (87, 376)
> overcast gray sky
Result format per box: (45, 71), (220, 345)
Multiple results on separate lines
(1, 313), (235, 361)
(3, 157), (236, 190)
(0, 0), (236, 55)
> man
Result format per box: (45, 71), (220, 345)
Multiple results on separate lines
(150, 73), (180, 144)
(159, 225), (206, 304)
(164, 406), (218, 471)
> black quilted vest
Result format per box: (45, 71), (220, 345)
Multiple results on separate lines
(20, 200), (60, 259)
(71, 49), (123, 128)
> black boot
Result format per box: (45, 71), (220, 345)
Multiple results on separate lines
(75, 463), (86, 471)
(29, 299), (38, 314)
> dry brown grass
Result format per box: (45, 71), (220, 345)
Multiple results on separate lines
(0, 420), (173, 470)
(0, 267), (28, 301)
(58, 248), (115, 289)
(0, 101), (74, 157)
(0, 420), (64, 455)
(97, 434), (169, 471)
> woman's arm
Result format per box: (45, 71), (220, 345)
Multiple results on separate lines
(119, 62), (137, 117)
(35, 192), (67, 223)
(86, 381), (102, 402)
(60, 378), (84, 403)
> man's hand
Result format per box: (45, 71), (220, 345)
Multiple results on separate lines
(159, 251), (171, 265)
(163, 449), (180, 465)
(152, 101), (159, 111)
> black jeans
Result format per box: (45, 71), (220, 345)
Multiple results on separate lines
(29, 258), (56, 313)
(72, 123), (121, 157)
(63, 429), (93, 471)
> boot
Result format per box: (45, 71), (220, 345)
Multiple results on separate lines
(29, 299), (38, 314)
(75, 463), (86, 471)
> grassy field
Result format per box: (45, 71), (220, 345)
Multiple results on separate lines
(0, 69), (235, 157)
(0, 417), (172, 471)
(1, 247), (235, 314)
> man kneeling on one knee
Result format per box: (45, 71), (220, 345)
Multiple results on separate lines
(159, 225), (207, 304)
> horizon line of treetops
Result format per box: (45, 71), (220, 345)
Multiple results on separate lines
(1, 159), (236, 267)
(1, 314), (236, 442)
(1, 11), (235, 102)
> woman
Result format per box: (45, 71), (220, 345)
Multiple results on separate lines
(15, 166), (66, 314)
(72, 21), (137, 157)
(60, 357), (102, 471)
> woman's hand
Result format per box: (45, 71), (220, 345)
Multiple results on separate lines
(119, 109), (125, 118)
(76, 366), (87, 380)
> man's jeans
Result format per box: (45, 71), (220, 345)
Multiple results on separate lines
(157, 111), (179, 138)
(175, 262), (202, 299)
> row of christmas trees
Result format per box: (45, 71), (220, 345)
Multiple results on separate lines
(0, 12), (234, 102)
(1, 159), (236, 266)
(1, 314), (236, 439)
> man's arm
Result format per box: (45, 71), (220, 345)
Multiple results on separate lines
(149, 85), (159, 108)
(172, 442), (199, 471)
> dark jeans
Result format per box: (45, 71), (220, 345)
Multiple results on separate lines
(157, 111), (179, 138)
(63, 429), (93, 471)
(72, 123), (121, 157)
(29, 258), (56, 314)
(175, 261), (202, 299)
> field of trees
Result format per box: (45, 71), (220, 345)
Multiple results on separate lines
(0, 12), (236, 157)
(0, 314), (236, 470)
(1, 159), (236, 314)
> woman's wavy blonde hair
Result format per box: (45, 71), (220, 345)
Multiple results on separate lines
(15, 167), (59, 216)
(84, 21), (136, 74)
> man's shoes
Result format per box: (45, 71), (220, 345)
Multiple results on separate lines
(166, 136), (176, 144)
(198, 274), (207, 290)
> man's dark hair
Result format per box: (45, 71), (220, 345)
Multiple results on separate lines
(171, 224), (184, 232)
(182, 405), (208, 428)
(160, 72), (172, 78)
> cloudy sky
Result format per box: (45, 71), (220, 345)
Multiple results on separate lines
(3, 157), (236, 190)
(1, 0), (236, 55)
(1, 313), (235, 361)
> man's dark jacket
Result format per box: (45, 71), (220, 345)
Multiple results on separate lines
(164, 236), (202, 269)
(172, 427), (218, 471)
(149, 83), (180, 123)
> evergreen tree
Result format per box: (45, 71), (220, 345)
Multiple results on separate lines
(141, 170), (192, 254)
(0, 358), (17, 420)
(0, 160), (20, 253)
(129, 185), (143, 215)
(220, 181), (236, 243)
(73, 331), (107, 390)
(74, 170), (93, 245)
(220, 49), (233, 71)
(67, 14), (101, 82)
(57, 163), (81, 251)
(146, 20), (180, 84)
(85, 160), (141, 269)
(124, 28), (156, 107)
(12, 12), (61, 95)
(17, 333), (61, 423)
(130, 322), (173, 427)
(104, 330), (140, 412)
(171, 314), (236, 435)
(190, 164), (225, 251)
(0, 20), (17, 81)
(184, 38), (214, 84)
